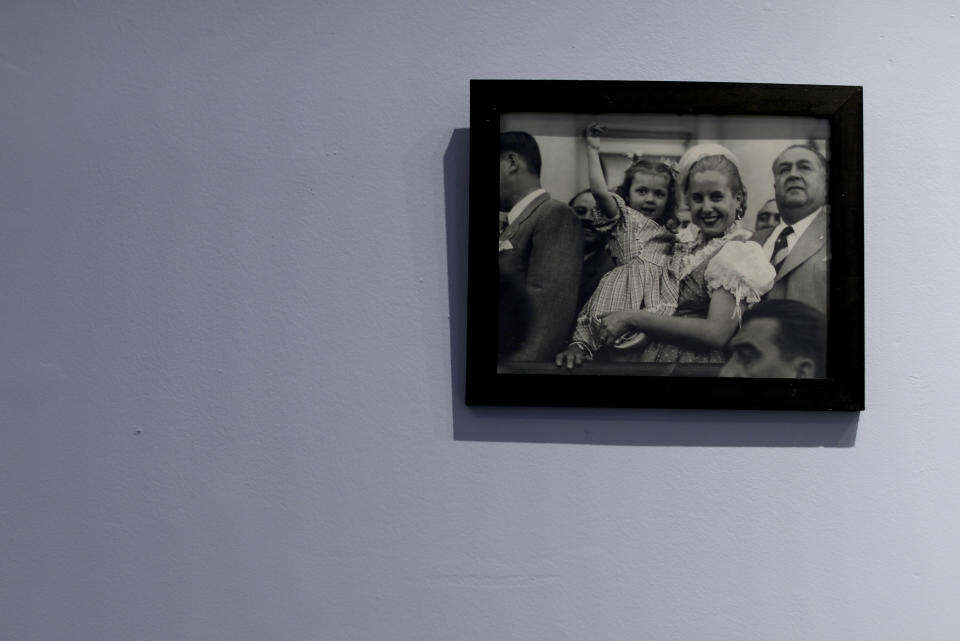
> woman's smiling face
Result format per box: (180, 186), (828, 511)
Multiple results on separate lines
(688, 169), (741, 238)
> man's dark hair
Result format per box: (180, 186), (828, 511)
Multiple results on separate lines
(771, 144), (828, 175)
(500, 131), (542, 177)
(741, 299), (827, 376)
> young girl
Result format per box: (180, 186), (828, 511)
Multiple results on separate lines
(555, 124), (682, 367)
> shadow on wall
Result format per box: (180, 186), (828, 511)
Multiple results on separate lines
(442, 128), (857, 448)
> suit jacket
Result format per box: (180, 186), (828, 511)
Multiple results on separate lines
(499, 192), (583, 361)
(751, 208), (830, 314)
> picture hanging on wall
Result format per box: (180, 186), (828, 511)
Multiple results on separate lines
(466, 79), (863, 411)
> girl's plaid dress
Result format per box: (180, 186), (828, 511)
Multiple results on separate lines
(569, 193), (679, 356)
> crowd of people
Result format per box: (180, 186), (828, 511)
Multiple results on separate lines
(497, 126), (829, 379)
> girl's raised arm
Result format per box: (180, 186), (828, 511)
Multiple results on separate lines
(584, 124), (619, 221)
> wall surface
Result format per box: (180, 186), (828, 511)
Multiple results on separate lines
(1, 1), (957, 640)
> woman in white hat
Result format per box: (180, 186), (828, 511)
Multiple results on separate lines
(596, 143), (776, 367)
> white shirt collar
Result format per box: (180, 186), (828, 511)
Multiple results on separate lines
(505, 188), (546, 225)
(761, 206), (823, 256)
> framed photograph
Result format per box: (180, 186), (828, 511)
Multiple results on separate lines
(466, 80), (863, 411)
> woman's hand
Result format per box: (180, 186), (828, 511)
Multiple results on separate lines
(583, 123), (605, 150)
(598, 310), (637, 345)
(555, 343), (589, 369)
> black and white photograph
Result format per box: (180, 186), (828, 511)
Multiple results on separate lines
(467, 80), (863, 410)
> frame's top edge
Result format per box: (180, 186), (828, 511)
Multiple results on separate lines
(470, 79), (863, 91)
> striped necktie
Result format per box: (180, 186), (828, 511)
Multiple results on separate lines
(770, 225), (794, 271)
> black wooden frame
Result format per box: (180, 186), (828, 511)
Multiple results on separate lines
(466, 80), (864, 411)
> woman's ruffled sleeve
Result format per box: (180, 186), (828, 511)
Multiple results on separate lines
(705, 240), (776, 314)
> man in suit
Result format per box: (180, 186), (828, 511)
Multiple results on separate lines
(718, 299), (827, 378)
(752, 145), (830, 314)
(754, 198), (781, 233)
(498, 131), (583, 362)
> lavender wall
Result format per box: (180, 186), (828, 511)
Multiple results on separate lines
(1, 1), (956, 639)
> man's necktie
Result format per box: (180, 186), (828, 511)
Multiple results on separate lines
(770, 225), (794, 271)
(499, 212), (509, 235)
